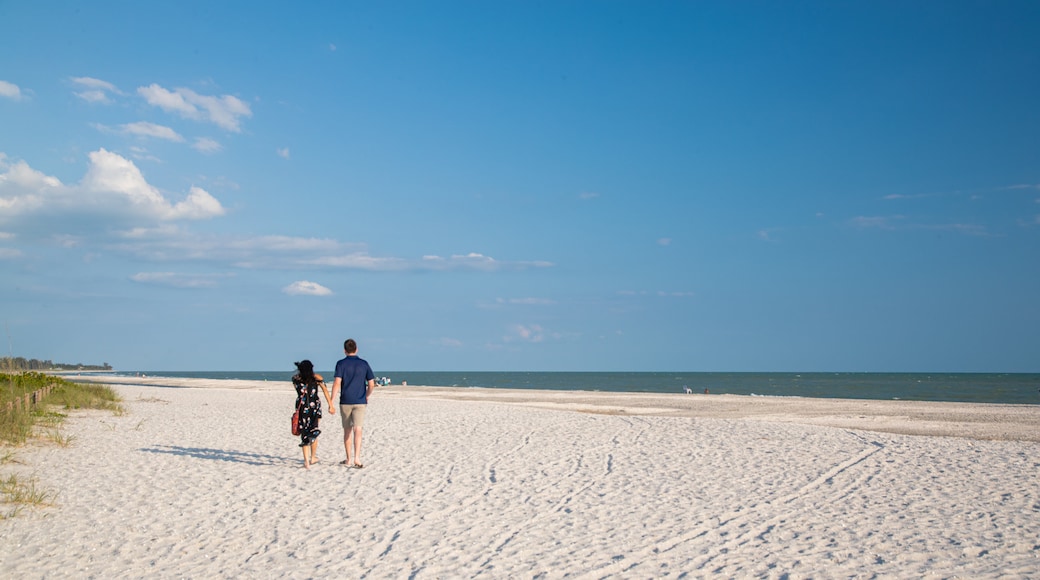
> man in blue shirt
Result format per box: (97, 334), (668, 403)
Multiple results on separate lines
(330, 338), (375, 468)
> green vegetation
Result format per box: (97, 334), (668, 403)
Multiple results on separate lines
(1, 372), (123, 445)
(0, 357), (112, 372)
(0, 474), (52, 518)
(0, 372), (123, 517)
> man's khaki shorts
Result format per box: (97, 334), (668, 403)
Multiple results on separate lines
(340, 404), (367, 430)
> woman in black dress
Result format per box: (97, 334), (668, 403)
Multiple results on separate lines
(293, 360), (333, 469)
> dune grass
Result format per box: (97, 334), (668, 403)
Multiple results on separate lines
(0, 373), (123, 517)
(0, 473), (52, 518)
(0, 372), (123, 445)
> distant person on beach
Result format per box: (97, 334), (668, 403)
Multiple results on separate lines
(331, 338), (375, 468)
(292, 360), (333, 469)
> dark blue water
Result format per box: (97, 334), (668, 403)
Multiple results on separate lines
(115, 371), (1040, 405)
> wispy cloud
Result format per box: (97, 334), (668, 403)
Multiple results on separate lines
(507, 324), (545, 343)
(850, 215), (903, 229)
(283, 280), (333, 296)
(757, 228), (780, 242)
(502, 297), (556, 305)
(420, 253), (553, 272)
(276, 147), (290, 159)
(618, 290), (694, 298)
(0, 80), (24, 101)
(578, 191), (600, 200)
(916, 223), (991, 236)
(193, 137), (223, 154)
(115, 121), (185, 142)
(479, 297), (557, 309)
(130, 271), (231, 288)
(127, 146), (161, 163)
(71, 77), (122, 104)
(883, 193), (940, 200)
(137, 84), (252, 132)
(851, 215), (992, 236)
(996, 183), (1040, 192)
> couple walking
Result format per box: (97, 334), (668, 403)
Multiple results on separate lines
(292, 338), (375, 469)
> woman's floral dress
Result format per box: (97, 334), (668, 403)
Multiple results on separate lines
(292, 375), (323, 446)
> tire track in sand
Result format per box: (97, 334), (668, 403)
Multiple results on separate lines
(573, 431), (886, 578)
(476, 415), (652, 569)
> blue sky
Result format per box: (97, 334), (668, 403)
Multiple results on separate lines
(1, 2), (1038, 372)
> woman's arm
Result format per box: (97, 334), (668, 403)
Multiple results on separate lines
(319, 380), (333, 410)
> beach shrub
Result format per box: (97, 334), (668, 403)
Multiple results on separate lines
(0, 373), (121, 518)
(0, 373), (123, 444)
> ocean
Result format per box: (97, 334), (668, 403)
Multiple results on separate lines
(114, 371), (1040, 405)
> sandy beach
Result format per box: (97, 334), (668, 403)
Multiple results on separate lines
(2, 377), (1038, 578)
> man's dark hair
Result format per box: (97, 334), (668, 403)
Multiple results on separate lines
(344, 339), (358, 354)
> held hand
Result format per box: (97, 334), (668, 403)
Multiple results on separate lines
(328, 405), (336, 415)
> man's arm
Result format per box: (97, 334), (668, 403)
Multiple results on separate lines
(330, 377), (341, 415)
(365, 378), (375, 400)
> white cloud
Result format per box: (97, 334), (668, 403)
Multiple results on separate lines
(507, 324), (545, 343)
(0, 248), (22, 259)
(1003, 183), (1040, 191)
(283, 280), (333, 296)
(0, 158), (63, 215)
(75, 90), (110, 104)
(501, 297), (556, 305)
(137, 84), (252, 132)
(851, 215), (902, 229)
(81, 149), (224, 220)
(657, 237), (671, 246)
(618, 289), (693, 298)
(108, 230), (548, 273)
(850, 215), (989, 236)
(579, 191), (599, 200)
(0, 149), (225, 224)
(418, 253), (552, 271)
(119, 121), (185, 142)
(130, 271), (230, 288)
(433, 337), (462, 348)
(277, 147), (290, 159)
(757, 228), (780, 242)
(128, 146), (161, 163)
(329, 43), (337, 51)
(917, 223), (990, 236)
(193, 137), (223, 154)
(71, 77), (118, 91)
(71, 77), (121, 104)
(0, 80), (23, 100)
(106, 230), (364, 266)
(305, 253), (409, 271)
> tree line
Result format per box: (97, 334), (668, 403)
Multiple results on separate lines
(0, 357), (112, 371)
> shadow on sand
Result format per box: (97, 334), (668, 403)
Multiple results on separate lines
(140, 445), (297, 467)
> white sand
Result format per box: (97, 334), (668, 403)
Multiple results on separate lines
(1, 377), (1038, 578)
